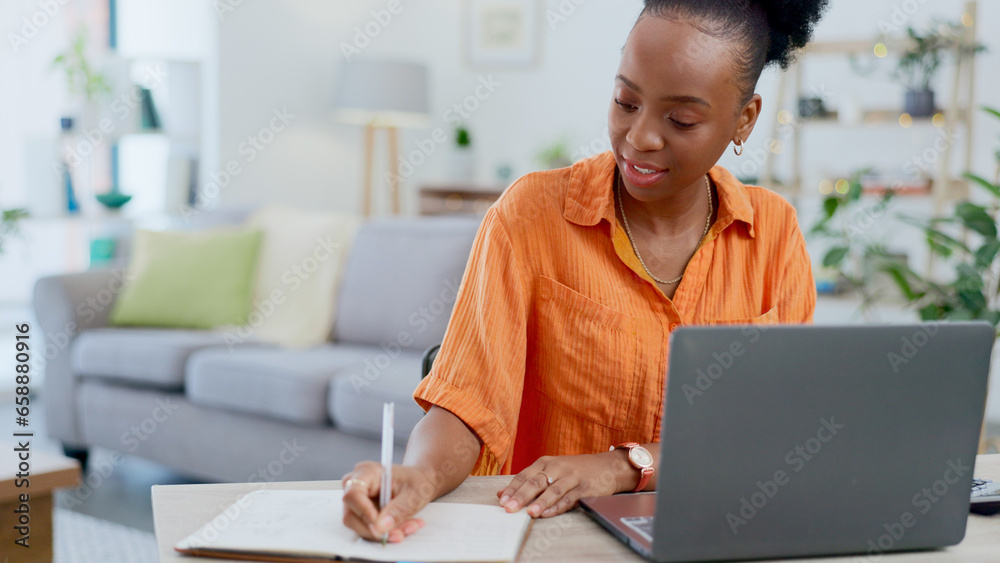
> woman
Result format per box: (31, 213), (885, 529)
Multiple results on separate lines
(343, 0), (828, 542)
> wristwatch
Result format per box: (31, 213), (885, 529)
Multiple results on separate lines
(610, 442), (654, 493)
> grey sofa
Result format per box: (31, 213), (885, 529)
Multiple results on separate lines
(34, 215), (480, 482)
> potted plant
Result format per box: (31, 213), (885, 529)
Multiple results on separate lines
(0, 208), (29, 255)
(815, 107), (1000, 329)
(536, 138), (573, 170)
(51, 25), (112, 116)
(808, 168), (899, 319)
(890, 20), (982, 117)
(449, 126), (475, 181)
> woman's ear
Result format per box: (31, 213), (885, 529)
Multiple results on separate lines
(733, 93), (762, 146)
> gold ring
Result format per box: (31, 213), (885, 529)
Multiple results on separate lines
(345, 479), (369, 490)
(538, 471), (554, 486)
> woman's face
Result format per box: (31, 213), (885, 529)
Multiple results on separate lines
(609, 15), (760, 201)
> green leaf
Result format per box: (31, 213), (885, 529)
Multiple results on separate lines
(926, 235), (953, 258)
(847, 180), (863, 202)
(963, 172), (1000, 199)
(975, 239), (1000, 268)
(983, 106), (1000, 121)
(823, 246), (850, 268)
(919, 303), (941, 321)
(884, 265), (919, 301)
(956, 263), (985, 292)
(983, 310), (1000, 327)
(955, 202), (997, 238)
(924, 227), (969, 256)
(823, 197), (839, 219)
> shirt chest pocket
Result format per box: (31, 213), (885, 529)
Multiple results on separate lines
(530, 276), (637, 430)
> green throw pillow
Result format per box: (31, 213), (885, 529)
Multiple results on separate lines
(110, 227), (264, 329)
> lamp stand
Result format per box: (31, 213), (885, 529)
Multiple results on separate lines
(361, 122), (402, 217)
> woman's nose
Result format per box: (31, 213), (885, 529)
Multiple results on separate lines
(625, 112), (665, 152)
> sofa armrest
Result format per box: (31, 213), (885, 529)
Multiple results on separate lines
(34, 269), (125, 445)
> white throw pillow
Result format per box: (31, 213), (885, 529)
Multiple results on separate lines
(241, 205), (360, 348)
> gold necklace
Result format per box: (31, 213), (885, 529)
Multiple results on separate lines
(616, 172), (712, 285)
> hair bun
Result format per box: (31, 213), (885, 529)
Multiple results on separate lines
(754, 0), (830, 70)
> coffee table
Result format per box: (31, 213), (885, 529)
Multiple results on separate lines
(1, 442), (81, 563)
(153, 455), (1000, 562)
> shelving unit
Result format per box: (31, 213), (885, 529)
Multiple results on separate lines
(761, 1), (979, 213)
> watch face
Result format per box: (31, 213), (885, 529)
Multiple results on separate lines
(629, 446), (654, 467)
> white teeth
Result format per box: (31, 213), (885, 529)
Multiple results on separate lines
(634, 165), (656, 174)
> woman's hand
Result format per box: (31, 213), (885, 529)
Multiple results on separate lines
(341, 461), (436, 543)
(495, 451), (634, 518)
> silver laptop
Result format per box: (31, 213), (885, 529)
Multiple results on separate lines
(580, 323), (994, 562)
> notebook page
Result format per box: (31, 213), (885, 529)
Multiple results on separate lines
(175, 490), (356, 557)
(348, 502), (532, 563)
(175, 489), (531, 562)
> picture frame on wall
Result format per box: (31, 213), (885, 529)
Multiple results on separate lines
(465, 0), (540, 67)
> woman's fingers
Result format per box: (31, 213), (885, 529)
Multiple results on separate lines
(341, 462), (384, 539)
(499, 461), (554, 513)
(537, 483), (582, 517)
(372, 470), (435, 537)
(524, 471), (580, 517)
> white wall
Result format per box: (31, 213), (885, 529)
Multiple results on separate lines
(211, 0), (1000, 217)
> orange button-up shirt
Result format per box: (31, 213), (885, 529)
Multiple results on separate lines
(413, 151), (815, 476)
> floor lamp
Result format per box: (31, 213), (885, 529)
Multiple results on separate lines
(334, 60), (429, 216)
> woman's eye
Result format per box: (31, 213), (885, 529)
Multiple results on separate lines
(671, 118), (696, 129)
(615, 99), (637, 112)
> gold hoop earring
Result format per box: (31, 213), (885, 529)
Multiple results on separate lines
(733, 139), (744, 156)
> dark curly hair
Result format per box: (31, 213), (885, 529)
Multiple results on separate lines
(641, 0), (830, 107)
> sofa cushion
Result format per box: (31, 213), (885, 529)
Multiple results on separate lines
(72, 328), (231, 389)
(332, 216), (480, 351)
(109, 227), (264, 329)
(185, 345), (399, 426)
(328, 354), (426, 443)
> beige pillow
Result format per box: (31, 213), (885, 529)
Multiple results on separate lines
(239, 205), (360, 348)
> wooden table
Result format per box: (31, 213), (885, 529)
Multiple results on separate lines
(153, 455), (1000, 562)
(1, 442), (81, 563)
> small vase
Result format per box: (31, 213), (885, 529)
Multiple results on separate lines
(904, 89), (935, 118)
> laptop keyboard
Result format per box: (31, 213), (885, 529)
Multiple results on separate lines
(971, 478), (1000, 498)
(621, 478), (999, 538)
(621, 516), (654, 542)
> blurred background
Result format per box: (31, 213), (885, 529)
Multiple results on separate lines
(1, 0), (999, 558)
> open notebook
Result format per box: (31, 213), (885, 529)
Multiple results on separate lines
(175, 489), (533, 563)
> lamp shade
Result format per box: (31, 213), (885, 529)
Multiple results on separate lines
(334, 60), (429, 128)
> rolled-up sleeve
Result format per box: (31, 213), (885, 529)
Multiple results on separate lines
(413, 206), (529, 475)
